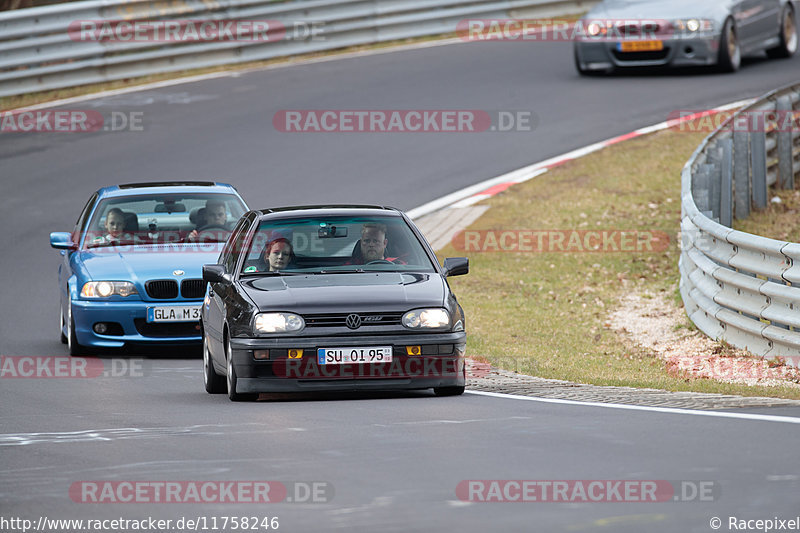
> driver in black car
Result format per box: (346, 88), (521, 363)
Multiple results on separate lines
(187, 200), (230, 242)
(349, 222), (405, 264)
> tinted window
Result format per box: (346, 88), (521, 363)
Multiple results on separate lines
(240, 215), (435, 274)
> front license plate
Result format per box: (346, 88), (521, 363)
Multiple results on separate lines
(318, 346), (393, 365)
(147, 305), (202, 323)
(618, 40), (664, 52)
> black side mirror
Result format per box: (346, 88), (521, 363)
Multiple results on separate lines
(203, 264), (231, 284)
(443, 257), (469, 277)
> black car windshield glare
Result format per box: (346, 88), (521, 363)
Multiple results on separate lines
(240, 216), (436, 274)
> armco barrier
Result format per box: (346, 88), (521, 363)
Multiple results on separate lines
(680, 82), (800, 359)
(0, 0), (598, 98)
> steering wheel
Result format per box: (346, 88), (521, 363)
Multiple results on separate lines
(366, 259), (394, 265)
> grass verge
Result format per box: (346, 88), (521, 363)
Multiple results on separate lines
(437, 125), (800, 400)
(734, 188), (800, 242)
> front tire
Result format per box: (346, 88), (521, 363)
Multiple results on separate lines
(204, 334), (226, 394)
(434, 386), (465, 397)
(66, 305), (86, 356)
(766, 5), (797, 58)
(717, 18), (741, 72)
(226, 338), (258, 402)
(60, 306), (67, 344)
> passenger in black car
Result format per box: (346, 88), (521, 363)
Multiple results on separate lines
(266, 238), (293, 271)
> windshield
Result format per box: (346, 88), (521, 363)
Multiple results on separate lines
(240, 215), (436, 274)
(84, 193), (247, 249)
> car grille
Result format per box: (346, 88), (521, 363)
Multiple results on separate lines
(612, 48), (670, 62)
(134, 319), (201, 338)
(303, 313), (403, 328)
(180, 279), (206, 299)
(145, 280), (179, 299)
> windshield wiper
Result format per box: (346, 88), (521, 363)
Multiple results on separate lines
(312, 269), (366, 274)
(86, 240), (137, 249)
(241, 271), (305, 276)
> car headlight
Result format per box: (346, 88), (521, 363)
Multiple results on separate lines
(673, 18), (713, 35)
(402, 309), (450, 329)
(254, 313), (305, 333)
(587, 22), (604, 37)
(80, 281), (138, 298)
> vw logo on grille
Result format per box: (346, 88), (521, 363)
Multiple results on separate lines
(345, 314), (362, 329)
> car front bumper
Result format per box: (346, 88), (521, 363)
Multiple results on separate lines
(575, 36), (720, 70)
(229, 332), (467, 393)
(71, 299), (203, 348)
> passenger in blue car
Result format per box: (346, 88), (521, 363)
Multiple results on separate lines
(91, 208), (133, 245)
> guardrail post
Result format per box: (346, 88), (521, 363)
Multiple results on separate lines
(750, 129), (768, 209)
(693, 165), (711, 216)
(733, 129), (750, 219)
(776, 95), (794, 190)
(705, 143), (721, 221)
(720, 137), (733, 227)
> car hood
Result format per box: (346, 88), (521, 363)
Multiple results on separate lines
(241, 272), (446, 313)
(586, 0), (722, 21)
(79, 244), (223, 282)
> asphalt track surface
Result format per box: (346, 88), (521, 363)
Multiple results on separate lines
(2, 39), (800, 532)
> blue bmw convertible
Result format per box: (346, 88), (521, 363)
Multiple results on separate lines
(50, 182), (248, 355)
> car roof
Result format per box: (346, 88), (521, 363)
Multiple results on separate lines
(253, 205), (404, 220)
(96, 181), (240, 198)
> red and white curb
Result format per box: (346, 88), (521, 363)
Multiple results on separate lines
(408, 98), (753, 221)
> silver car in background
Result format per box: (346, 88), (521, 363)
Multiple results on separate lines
(574, 0), (797, 74)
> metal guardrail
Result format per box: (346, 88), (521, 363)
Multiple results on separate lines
(0, 0), (597, 98)
(680, 82), (800, 358)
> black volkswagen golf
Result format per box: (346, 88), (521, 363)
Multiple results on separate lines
(201, 205), (469, 401)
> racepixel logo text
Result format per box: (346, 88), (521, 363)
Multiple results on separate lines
(273, 110), (538, 133)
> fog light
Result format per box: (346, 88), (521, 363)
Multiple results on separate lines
(406, 345), (421, 356)
(254, 350), (270, 360)
(93, 323), (108, 334)
(288, 349), (303, 359)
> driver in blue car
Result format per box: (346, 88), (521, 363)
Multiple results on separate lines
(350, 222), (405, 264)
(187, 199), (230, 242)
